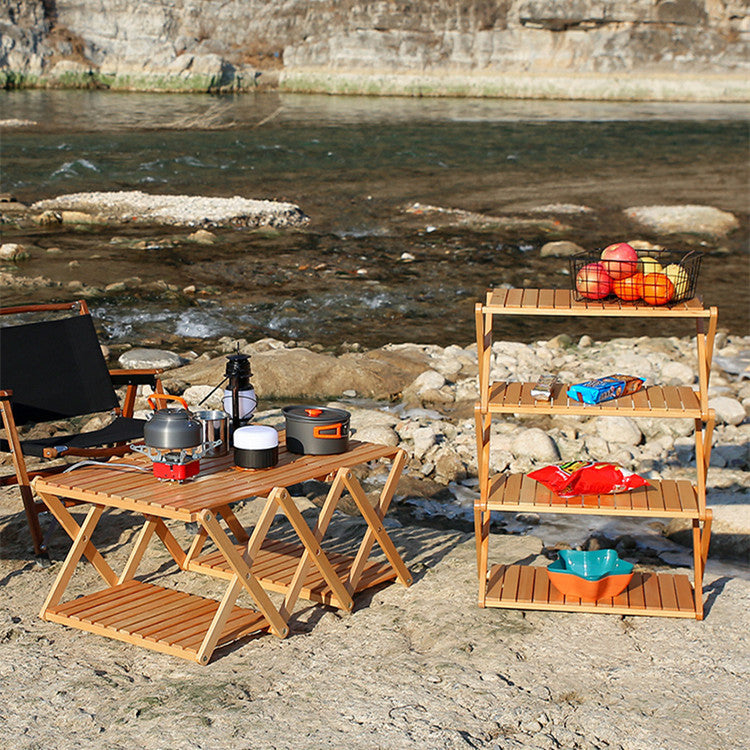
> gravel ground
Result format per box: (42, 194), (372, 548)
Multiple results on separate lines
(1, 486), (748, 750)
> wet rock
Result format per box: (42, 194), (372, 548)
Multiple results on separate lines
(0, 243), (30, 261)
(34, 210), (62, 225)
(32, 190), (310, 229)
(61, 210), (105, 224)
(187, 229), (217, 244)
(540, 240), (585, 258)
(118, 348), (183, 370)
(624, 204), (740, 236)
(710, 396), (746, 425)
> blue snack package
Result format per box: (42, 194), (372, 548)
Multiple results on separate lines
(567, 374), (645, 405)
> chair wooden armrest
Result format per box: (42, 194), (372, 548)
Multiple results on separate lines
(0, 389), (12, 399)
(108, 369), (164, 418)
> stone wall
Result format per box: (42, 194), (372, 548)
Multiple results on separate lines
(1, 0), (749, 99)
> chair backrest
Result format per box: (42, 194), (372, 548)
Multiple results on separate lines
(0, 314), (119, 425)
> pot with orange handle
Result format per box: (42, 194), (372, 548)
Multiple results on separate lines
(282, 405), (351, 455)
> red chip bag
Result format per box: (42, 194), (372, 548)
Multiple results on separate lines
(528, 461), (650, 497)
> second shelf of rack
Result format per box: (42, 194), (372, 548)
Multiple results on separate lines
(485, 474), (703, 518)
(485, 381), (704, 418)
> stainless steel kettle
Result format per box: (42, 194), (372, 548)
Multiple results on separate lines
(143, 394), (202, 450)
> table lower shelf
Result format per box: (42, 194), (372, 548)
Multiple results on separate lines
(189, 538), (397, 607)
(42, 580), (268, 662)
(484, 564), (700, 618)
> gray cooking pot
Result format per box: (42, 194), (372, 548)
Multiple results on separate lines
(144, 395), (202, 450)
(283, 405), (350, 455)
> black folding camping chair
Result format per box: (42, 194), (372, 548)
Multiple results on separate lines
(0, 300), (163, 562)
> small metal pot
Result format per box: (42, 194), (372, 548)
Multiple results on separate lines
(144, 395), (202, 450)
(283, 405), (350, 455)
(194, 409), (229, 457)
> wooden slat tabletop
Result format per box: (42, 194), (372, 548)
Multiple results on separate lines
(34, 438), (400, 521)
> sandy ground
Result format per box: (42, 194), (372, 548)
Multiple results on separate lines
(1, 485), (748, 750)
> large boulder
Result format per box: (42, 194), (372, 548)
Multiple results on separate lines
(164, 345), (432, 400)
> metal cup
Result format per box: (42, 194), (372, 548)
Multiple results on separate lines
(194, 410), (229, 456)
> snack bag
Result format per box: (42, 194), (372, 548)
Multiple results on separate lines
(528, 461), (650, 497)
(567, 374), (644, 405)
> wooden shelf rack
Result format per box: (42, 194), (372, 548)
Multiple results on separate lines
(474, 288), (717, 619)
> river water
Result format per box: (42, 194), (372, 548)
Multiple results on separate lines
(2, 90), (748, 350)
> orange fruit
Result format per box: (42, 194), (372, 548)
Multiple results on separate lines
(630, 272), (646, 299)
(642, 272), (675, 305)
(613, 274), (642, 301)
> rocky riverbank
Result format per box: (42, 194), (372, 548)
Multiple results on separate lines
(2, 330), (749, 748)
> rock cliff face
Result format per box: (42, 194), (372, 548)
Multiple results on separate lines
(1, 0), (749, 99)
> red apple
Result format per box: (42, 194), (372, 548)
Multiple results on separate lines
(576, 262), (613, 300)
(600, 242), (639, 280)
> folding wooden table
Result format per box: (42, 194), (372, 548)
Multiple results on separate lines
(32, 437), (411, 664)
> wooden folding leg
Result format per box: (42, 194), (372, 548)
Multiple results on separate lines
(36, 490), (117, 586)
(199, 507), (289, 640)
(40, 504), (111, 616)
(692, 516), (710, 621)
(273, 480), (354, 618)
(341, 451), (411, 594)
(118, 516), (159, 584)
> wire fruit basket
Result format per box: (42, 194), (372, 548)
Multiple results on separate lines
(569, 248), (702, 305)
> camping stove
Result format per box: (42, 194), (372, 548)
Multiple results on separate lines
(131, 443), (219, 482)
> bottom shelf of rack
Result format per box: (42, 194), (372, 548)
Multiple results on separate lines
(484, 564), (700, 618)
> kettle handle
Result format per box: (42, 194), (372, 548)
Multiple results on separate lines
(147, 393), (190, 412)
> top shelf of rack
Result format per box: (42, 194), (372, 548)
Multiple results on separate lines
(483, 289), (712, 318)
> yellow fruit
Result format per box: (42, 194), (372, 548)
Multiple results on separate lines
(664, 263), (690, 298)
(639, 256), (664, 274)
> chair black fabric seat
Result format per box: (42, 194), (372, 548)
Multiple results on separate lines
(0, 416), (145, 458)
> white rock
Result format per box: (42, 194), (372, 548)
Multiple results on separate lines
(118, 348), (182, 370)
(660, 361), (695, 386)
(594, 416), (642, 446)
(511, 428), (560, 463)
(182, 385), (222, 409)
(412, 426), (437, 459)
(352, 425), (399, 447)
(709, 396), (746, 426)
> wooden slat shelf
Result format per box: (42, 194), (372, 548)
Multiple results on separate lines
(188, 538), (397, 607)
(44, 580), (268, 660)
(487, 475), (702, 518)
(488, 381), (703, 418)
(474, 286), (716, 619)
(484, 288), (712, 318)
(485, 565), (697, 618)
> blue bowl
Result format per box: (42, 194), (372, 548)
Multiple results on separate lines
(550, 549), (634, 581)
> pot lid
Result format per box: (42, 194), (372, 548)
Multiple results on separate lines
(234, 425), (279, 450)
(150, 408), (196, 422)
(283, 405), (351, 422)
